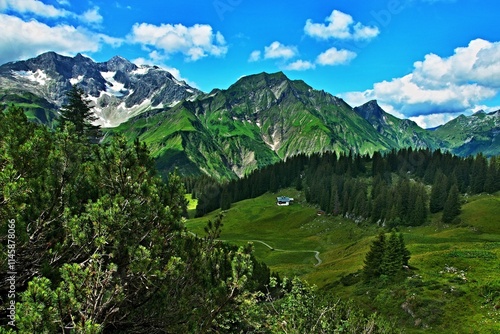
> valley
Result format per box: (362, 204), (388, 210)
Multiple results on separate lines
(187, 189), (500, 333)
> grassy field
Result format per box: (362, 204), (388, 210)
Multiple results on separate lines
(185, 190), (500, 333)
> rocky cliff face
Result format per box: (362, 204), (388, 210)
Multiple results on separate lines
(0, 52), (201, 127)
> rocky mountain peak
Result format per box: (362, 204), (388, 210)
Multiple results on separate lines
(353, 100), (385, 120)
(102, 56), (138, 73)
(0, 52), (201, 127)
(488, 109), (500, 117)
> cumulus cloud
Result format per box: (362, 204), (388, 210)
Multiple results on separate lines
(0, 0), (70, 18)
(248, 50), (261, 62)
(264, 41), (297, 60)
(316, 47), (357, 66)
(0, 14), (121, 64)
(409, 112), (464, 129)
(284, 60), (315, 71)
(341, 38), (500, 127)
(282, 47), (356, 71)
(81, 6), (103, 25)
(0, 0), (105, 26)
(304, 10), (379, 41)
(129, 22), (227, 61)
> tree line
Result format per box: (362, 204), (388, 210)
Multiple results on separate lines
(190, 146), (500, 226)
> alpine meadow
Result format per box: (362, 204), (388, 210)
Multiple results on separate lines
(2, 0), (500, 333)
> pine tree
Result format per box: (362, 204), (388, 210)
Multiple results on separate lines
(410, 191), (427, 226)
(220, 186), (232, 210)
(363, 231), (410, 284)
(399, 233), (411, 267)
(430, 170), (448, 213)
(485, 156), (499, 194)
(330, 189), (341, 216)
(470, 153), (487, 194)
(59, 84), (101, 140)
(363, 232), (386, 282)
(442, 183), (461, 224)
(382, 231), (403, 278)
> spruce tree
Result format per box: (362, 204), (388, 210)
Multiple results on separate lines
(363, 232), (386, 282)
(485, 156), (500, 194)
(470, 154), (487, 194)
(382, 231), (403, 278)
(330, 190), (341, 216)
(430, 170), (448, 213)
(442, 183), (461, 224)
(398, 233), (411, 267)
(59, 84), (101, 141)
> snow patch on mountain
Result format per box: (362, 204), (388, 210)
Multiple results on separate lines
(13, 69), (49, 86)
(70, 75), (84, 85)
(100, 71), (126, 97)
(131, 66), (150, 76)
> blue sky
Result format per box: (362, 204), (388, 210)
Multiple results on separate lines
(1, 0), (500, 128)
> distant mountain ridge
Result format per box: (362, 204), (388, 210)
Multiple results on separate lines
(432, 110), (500, 157)
(112, 72), (443, 179)
(1, 52), (499, 179)
(0, 52), (200, 127)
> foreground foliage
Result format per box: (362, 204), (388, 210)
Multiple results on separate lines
(1, 104), (394, 332)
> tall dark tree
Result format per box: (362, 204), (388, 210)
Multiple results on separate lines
(59, 84), (101, 141)
(485, 156), (500, 194)
(382, 231), (403, 278)
(470, 153), (488, 194)
(442, 183), (461, 224)
(363, 231), (386, 282)
(430, 170), (448, 213)
(399, 233), (411, 267)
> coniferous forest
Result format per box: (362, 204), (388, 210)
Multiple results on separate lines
(1, 86), (500, 332)
(190, 145), (500, 225)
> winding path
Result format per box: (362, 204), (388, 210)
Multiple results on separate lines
(250, 240), (322, 267)
(188, 232), (322, 267)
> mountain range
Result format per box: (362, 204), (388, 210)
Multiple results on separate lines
(1, 52), (499, 179)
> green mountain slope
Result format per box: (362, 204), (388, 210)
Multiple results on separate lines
(354, 100), (441, 149)
(113, 72), (406, 179)
(0, 89), (59, 126)
(432, 110), (500, 157)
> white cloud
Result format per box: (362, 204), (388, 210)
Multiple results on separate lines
(304, 10), (379, 41)
(0, 0), (106, 26)
(248, 50), (261, 62)
(0, 0), (70, 18)
(409, 113), (463, 129)
(316, 47), (357, 66)
(285, 60), (315, 71)
(264, 41), (297, 60)
(341, 38), (500, 122)
(129, 22), (227, 61)
(81, 6), (103, 25)
(0, 14), (120, 64)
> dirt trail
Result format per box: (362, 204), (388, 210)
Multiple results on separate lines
(250, 240), (322, 266)
(188, 232), (322, 266)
